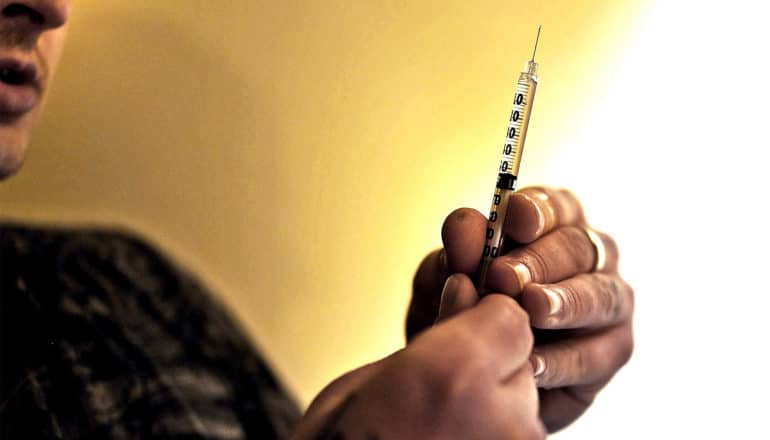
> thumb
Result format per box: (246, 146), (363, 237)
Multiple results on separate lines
(435, 273), (480, 323)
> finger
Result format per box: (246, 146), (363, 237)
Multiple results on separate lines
(530, 324), (634, 389)
(538, 383), (605, 433)
(441, 207), (487, 274)
(519, 273), (634, 329)
(407, 248), (448, 340)
(506, 187), (585, 244)
(486, 226), (619, 296)
(408, 208), (486, 340)
(436, 273), (480, 322)
(416, 294), (534, 380)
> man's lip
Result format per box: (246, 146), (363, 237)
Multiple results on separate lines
(0, 58), (38, 86)
(0, 58), (40, 117)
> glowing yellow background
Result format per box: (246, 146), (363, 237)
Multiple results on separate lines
(0, 0), (657, 433)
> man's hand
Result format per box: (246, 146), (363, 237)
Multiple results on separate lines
(293, 294), (545, 440)
(407, 186), (634, 433)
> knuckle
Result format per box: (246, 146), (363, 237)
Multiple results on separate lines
(572, 344), (591, 381)
(597, 274), (622, 320)
(560, 226), (595, 264)
(558, 283), (582, 319)
(556, 187), (581, 205)
(485, 294), (534, 351)
(489, 294), (531, 328)
(608, 275), (635, 320)
(553, 188), (584, 223)
(518, 247), (547, 282)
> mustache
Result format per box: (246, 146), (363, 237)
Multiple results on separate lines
(0, 24), (48, 83)
(0, 24), (36, 49)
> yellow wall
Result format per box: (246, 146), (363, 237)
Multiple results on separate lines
(0, 0), (645, 407)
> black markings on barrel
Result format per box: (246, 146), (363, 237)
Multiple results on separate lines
(496, 174), (517, 190)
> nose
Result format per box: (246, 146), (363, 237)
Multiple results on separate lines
(0, 0), (70, 31)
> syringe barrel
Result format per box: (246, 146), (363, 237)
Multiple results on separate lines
(504, 71), (538, 179)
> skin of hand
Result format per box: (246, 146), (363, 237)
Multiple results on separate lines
(406, 186), (634, 433)
(292, 293), (546, 440)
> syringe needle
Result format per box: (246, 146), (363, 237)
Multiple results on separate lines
(531, 25), (542, 62)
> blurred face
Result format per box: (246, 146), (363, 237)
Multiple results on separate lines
(0, 0), (70, 179)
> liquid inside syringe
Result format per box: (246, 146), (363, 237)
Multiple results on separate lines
(476, 27), (541, 294)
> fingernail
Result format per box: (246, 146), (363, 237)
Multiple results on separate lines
(541, 286), (563, 316)
(530, 188), (557, 231)
(442, 274), (459, 297)
(506, 262), (532, 292)
(515, 192), (546, 239)
(437, 275), (460, 319)
(531, 354), (545, 377)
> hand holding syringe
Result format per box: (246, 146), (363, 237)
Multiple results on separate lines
(405, 25), (634, 435)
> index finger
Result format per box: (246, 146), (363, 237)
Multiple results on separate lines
(506, 186), (585, 244)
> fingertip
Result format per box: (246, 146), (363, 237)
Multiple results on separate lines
(519, 284), (563, 328)
(437, 274), (461, 320)
(441, 207), (487, 274)
(436, 273), (479, 322)
(506, 192), (545, 243)
(505, 187), (586, 244)
(478, 293), (530, 331)
(486, 257), (529, 296)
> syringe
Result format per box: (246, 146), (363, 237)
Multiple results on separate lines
(475, 26), (541, 294)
